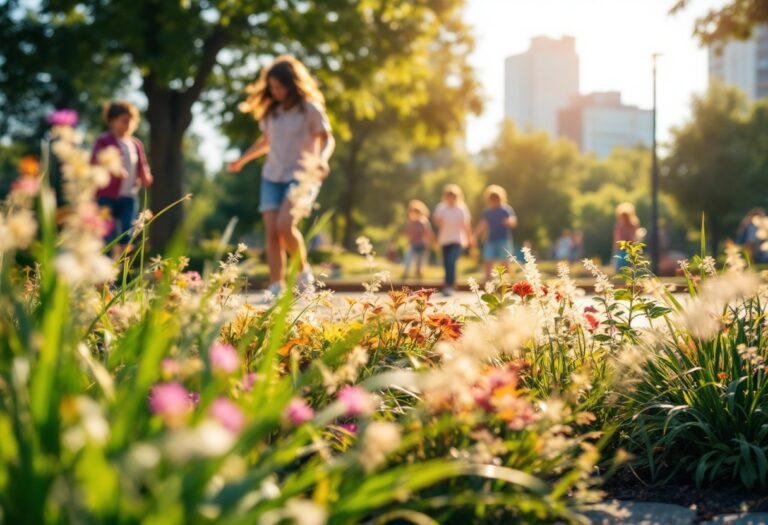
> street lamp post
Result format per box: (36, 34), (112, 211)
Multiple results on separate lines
(651, 53), (661, 275)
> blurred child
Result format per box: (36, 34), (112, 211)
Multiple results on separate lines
(613, 202), (640, 271)
(92, 100), (153, 258)
(402, 199), (433, 280)
(433, 184), (472, 296)
(473, 185), (516, 281)
(553, 229), (572, 261)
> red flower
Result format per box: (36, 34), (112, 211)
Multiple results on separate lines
(512, 281), (535, 299)
(584, 313), (600, 332)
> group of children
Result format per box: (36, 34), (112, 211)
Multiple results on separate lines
(86, 57), (633, 300)
(402, 184), (517, 296)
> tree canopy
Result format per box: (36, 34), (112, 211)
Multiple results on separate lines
(0, 0), (478, 249)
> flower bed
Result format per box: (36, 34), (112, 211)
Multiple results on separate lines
(1, 123), (767, 524)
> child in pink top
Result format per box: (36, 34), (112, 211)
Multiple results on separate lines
(91, 100), (153, 258)
(433, 184), (472, 296)
(402, 200), (434, 280)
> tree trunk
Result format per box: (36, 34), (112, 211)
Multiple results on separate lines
(340, 139), (362, 249)
(709, 213), (720, 256)
(139, 23), (229, 251)
(144, 79), (193, 252)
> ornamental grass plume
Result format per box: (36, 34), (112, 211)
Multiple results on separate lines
(681, 271), (759, 339)
(48, 121), (117, 286)
(287, 153), (324, 220)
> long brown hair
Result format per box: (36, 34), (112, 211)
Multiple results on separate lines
(239, 55), (325, 120)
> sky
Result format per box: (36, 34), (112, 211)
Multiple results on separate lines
(195, 0), (728, 172)
(462, 0), (727, 153)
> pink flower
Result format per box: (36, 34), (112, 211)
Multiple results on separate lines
(47, 108), (79, 127)
(78, 202), (111, 237)
(209, 397), (245, 433)
(210, 343), (239, 374)
(284, 398), (314, 425)
(149, 382), (192, 424)
(240, 373), (258, 392)
(161, 358), (180, 378)
(11, 176), (40, 197)
(337, 386), (375, 417)
(184, 271), (202, 289)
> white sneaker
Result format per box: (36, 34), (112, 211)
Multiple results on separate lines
(441, 286), (454, 297)
(259, 281), (285, 304)
(296, 267), (315, 293)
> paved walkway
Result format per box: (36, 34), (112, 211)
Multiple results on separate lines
(585, 501), (768, 524)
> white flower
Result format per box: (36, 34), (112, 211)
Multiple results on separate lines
(0, 209), (37, 252)
(583, 258), (614, 295)
(737, 344), (765, 369)
(467, 277), (480, 295)
(725, 243), (747, 274)
(700, 256), (717, 278)
(55, 252), (117, 286)
(356, 236), (373, 257)
(133, 209), (154, 231)
(165, 420), (237, 464)
(359, 421), (402, 472)
(97, 146), (123, 174)
(260, 499), (327, 525)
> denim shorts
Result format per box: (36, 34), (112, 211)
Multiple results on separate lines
(259, 178), (296, 213)
(259, 178), (320, 213)
(483, 239), (513, 261)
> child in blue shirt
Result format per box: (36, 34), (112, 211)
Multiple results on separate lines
(474, 185), (517, 281)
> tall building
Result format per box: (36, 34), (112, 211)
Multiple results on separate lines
(558, 92), (653, 159)
(709, 25), (768, 101)
(504, 36), (579, 138)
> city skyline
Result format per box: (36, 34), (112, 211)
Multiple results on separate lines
(463, 0), (729, 154)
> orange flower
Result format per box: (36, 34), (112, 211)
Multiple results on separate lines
(279, 336), (309, 357)
(717, 372), (728, 382)
(426, 314), (462, 340)
(388, 290), (408, 310)
(18, 155), (40, 177)
(407, 326), (426, 344)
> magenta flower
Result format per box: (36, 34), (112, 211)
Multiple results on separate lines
(47, 108), (79, 127)
(337, 386), (375, 417)
(209, 397), (245, 433)
(149, 382), (192, 424)
(338, 422), (358, 434)
(188, 391), (201, 406)
(210, 342), (239, 374)
(284, 398), (314, 426)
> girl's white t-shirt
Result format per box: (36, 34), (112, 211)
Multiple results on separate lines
(259, 101), (331, 183)
(433, 202), (471, 247)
